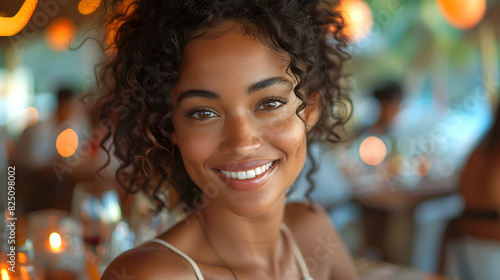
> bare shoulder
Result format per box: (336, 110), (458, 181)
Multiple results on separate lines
(284, 202), (358, 280)
(100, 242), (196, 280)
(284, 202), (332, 237)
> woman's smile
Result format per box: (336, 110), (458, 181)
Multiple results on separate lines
(213, 160), (279, 191)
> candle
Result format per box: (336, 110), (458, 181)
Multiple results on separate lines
(49, 232), (62, 253)
(1, 268), (9, 280)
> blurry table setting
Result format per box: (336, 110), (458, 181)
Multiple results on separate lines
(1, 179), (179, 280)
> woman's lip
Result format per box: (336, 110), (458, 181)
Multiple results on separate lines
(214, 160), (278, 191)
(213, 159), (275, 172)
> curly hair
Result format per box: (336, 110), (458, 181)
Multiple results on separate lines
(91, 0), (351, 212)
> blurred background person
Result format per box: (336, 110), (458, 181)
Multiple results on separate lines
(359, 81), (404, 136)
(11, 87), (90, 214)
(439, 101), (500, 280)
(460, 100), (500, 216)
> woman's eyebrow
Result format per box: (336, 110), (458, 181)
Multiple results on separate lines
(247, 77), (293, 94)
(177, 76), (293, 105)
(177, 89), (219, 105)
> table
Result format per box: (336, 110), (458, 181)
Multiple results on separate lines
(351, 175), (458, 265)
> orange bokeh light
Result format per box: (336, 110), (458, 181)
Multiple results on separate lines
(0, 0), (38, 37)
(336, 0), (373, 43)
(56, 128), (79, 157)
(78, 0), (101, 15)
(1, 269), (9, 280)
(437, 0), (486, 30)
(21, 106), (39, 128)
(359, 136), (387, 166)
(17, 253), (27, 264)
(46, 18), (76, 51)
(105, 0), (135, 54)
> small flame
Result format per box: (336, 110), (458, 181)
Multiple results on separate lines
(1, 269), (9, 280)
(49, 232), (62, 252)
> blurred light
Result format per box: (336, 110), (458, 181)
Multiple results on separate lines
(437, 0), (486, 30)
(105, 0), (135, 53)
(78, 0), (101, 15)
(359, 136), (387, 165)
(20, 106), (39, 129)
(20, 266), (29, 280)
(0, 0), (37, 36)
(336, 0), (373, 43)
(1, 269), (9, 280)
(56, 128), (79, 157)
(46, 18), (76, 52)
(412, 156), (432, 177)
(49, 232), (62, 252)
(17, 253), (27, 264)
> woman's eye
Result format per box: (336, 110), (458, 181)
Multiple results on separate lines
(188, 110), (218, 120)
(257, 99), (285, 111)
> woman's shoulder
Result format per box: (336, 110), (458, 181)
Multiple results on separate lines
(284, 202), (358, 279)
(284, 201), (331, 233)
(100, 240), (197, 279)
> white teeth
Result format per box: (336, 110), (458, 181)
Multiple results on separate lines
(246, 170), (256, 179)
(255, 167), (262, 176)
(219, 161), (275, 180)
(237, 171), (246, 180)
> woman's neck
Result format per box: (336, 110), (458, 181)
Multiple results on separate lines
(196, 194), (288, 269)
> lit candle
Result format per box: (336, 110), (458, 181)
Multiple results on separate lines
(1, 268), (10, 280)
(49, 232), (63, 253)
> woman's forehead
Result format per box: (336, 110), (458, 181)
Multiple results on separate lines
(175, 24), (291, 93)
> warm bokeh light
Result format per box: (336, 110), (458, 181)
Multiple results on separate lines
(0, 0), (38, 36)
(437, 0), (486, 30)
(17, 253), (27, 264)
(49, 232), (62, 252)
(336, 0), (373, 43)
(20, 266), (29, 280)
(1, 269), (9, 280)
(359, 136), (387, 166)
(105, 0), (135, 53)
(56, 128), (79, 157)
(21, 106), (39, 128)
(78, 0), (101, 15)
(46, 18), (76, 51)
(413, 156), (432, 177)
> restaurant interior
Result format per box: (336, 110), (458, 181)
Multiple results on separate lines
(1, 0), (499, 279)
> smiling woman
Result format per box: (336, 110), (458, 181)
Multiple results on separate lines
(92, 0), (355, 279)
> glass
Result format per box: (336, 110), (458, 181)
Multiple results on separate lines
(27, 210), (84, 280)
(71, 180), (122, 276)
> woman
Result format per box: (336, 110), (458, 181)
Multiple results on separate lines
(95, 0), (357, 279)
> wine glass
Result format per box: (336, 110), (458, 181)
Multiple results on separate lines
(71, 180), (122, 276)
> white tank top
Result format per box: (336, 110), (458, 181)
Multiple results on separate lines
(151, 223), (314, 280)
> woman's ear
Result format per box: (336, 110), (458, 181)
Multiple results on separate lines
(304, 92), (320, 130)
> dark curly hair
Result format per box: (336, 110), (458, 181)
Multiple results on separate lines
(90, 0), (351, 212)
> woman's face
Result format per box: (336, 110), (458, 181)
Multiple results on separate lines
(171, 24), (318, 217)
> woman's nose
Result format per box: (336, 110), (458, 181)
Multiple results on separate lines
(220, 114), (262, 156)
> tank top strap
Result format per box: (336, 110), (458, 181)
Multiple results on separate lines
(281, 224), (314, 280)
(151, 238), (205, 280)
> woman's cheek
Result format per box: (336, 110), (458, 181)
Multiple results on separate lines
(262, 114), (308, 155)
